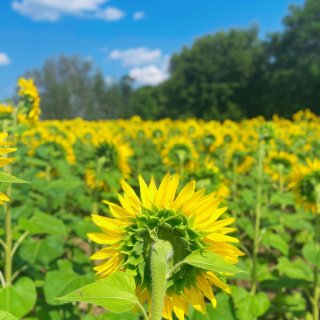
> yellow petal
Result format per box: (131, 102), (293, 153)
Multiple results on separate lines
(197, 275), (217, 308)
(162, 296), (173, 320)
(0, 192), (10, 202)
(172, 294), (188, 320)
(183, 287), (206, 313)
(163, 174), (180, 207)
(205, 233), (239, 243)
(92, 214), (127, 232)
(103, 200), (134, 219)
(200, 218), (235, 233)
(155, 173), (171, 207)
(90, 246), (119, 260)
(172, 180), (196, 211)
(148, 177), (157, 203)
(87, 232), (122, 244)
(120, 179), (141, 208)
(206, 272), (231, 293)
(139, 175), (152, 209)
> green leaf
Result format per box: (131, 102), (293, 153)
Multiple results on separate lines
(0, 172), (27, 184)
(302, 243), (320, 268)
(19, 211), (67, 236)
(0, 310), (17, 320)
(262, 231), (289, 255)
(44, 267), (95, 305)
(277, 257), (313, 281)
(19, 235), (64, 266)
(183, 250), (243, 274)
(0, 277), (36, 318)
(58, 272), (141, 313)
(232, 287), (270, 320)
(270, 192), (294, 206)
(83, 313), (140, 320)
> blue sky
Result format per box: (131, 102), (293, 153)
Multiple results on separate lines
(0, 0), (303, 99)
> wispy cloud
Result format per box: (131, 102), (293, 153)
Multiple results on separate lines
(109, 47), (162, 66)
(12, 0), (125, 22)
(129, 65), (168, 86)
(0, 53), (11, 66)
(133, 11), (145, 21)
(96, 6), (125, 21)
(129, 54), (170, 86)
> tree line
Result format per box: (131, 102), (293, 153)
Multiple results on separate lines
(23, 0), (320, 120)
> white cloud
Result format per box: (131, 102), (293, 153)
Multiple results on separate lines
(129, 55), (170, 86)
(133, 11), (145, 21)
(0, 53), (11, 66)
(11, 0), (125, 22)
(97, 6), (125, 21)
(109, 47), (162, 66)
(129, 65), (168, 86)
(105, 76), (115, 85)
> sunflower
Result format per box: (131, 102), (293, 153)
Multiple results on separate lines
(161, 137), (198, 171)
(85, 169), (105, 190)
(0, 103), (13, 120)
(265, 150), (297, 182)
(92, 134), (133, 179)
(17, 77), (41, 123)
(289, 159), (320, 213)
(0, 133), (16, 204)
(88, 174), (243, 319)
(187, 158), (230, 199)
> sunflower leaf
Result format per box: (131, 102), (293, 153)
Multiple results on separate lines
(0, 310), (17, 320)
(0, 277), (36, 318)
(0, 172), (27, 184)
(57, 272), (141, 313)
(183, 250), (243, 274)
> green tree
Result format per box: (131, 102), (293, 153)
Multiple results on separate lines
(23, 55), (133, 120)
(130, 86), (163, 119)
(160, 26), (262, 120)
(261, 0), (320, 117)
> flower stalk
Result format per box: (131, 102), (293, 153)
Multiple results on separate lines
(4, 186), (12, 286)
(251, 140), (264, 294)
(313, 186), (320, 320)
(151, 240), (173, 320)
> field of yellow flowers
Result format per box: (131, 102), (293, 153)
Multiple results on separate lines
(0, 79), (319, 320)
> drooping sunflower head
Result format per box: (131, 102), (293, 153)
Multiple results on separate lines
(84, 169), (105, 190)
(265, 151), (297, 181)
(226, 144), (255, 175)
(88, 174), (243, 319)
(93, 135), (133, 179)
(289, 159), (320, 213)
(161, 137), (198, 171)
(29, 136), (76, 165)
(0, 133), (16, 204)
(187, 158), (230, 199)
(0, 103), (14, 120)
(17, 77), (41, 123)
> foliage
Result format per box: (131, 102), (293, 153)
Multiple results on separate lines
(0, 107), (319, 318)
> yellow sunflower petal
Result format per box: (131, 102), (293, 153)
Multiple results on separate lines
(87, 232), (123, 244)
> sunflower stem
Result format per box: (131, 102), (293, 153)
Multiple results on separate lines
(251, 140), (264, 294)
(3, 106), (18, 287)
(313, 187), (320, 320)
(151, 240), (173, 320)
(232, 158), (238, 200)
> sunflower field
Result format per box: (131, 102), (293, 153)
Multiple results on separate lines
(0, 79), (319, 320)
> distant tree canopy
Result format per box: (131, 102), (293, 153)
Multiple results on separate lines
(22, 0), (320, 120)
(159, 26), (262, 120)
(24, 56), (133, 120)
(131, 0), (320, 120)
